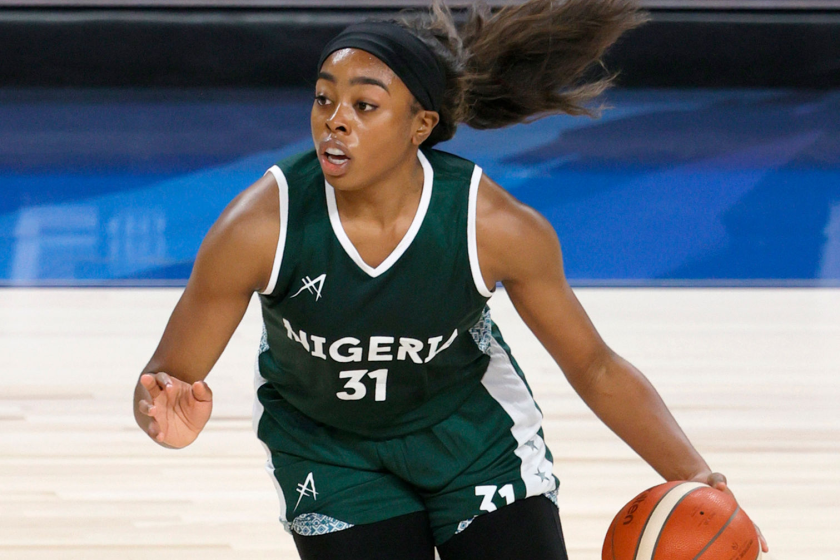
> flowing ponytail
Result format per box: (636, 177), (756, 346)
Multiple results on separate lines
(394, 0), (647, 146)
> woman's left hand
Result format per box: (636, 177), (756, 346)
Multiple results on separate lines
(689, 471), (769, 553)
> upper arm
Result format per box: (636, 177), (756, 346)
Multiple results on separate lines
(142, 174), (280, 383)
(475, 174), (612, 387)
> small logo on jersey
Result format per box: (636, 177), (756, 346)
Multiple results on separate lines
(295, 472), (318, 511)
(291, 274), (326, 301)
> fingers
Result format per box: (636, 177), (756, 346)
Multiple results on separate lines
(139, 373), (160, 398)
(140, 372), (173, 398)
(756, 524), (769, 553)
(138, 399), (155, 416)
(707, 471), (728, 491)
(146, 417), (164, 442)
(137, 373), (208, 449)
(191, 380), (213, 403)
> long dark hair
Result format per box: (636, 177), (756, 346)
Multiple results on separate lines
(394, 0), (647, 146)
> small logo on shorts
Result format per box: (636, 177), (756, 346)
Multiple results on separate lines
(291, 274), (326, 301)
(295, 472), (318, 511)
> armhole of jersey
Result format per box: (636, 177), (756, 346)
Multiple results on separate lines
(468, 164), (495, 298)
(259, 165), (289, 296)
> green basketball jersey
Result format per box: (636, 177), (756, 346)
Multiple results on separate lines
(256, 147), (499, 438)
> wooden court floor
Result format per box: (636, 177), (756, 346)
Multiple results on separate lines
(1, 287), (837, 559)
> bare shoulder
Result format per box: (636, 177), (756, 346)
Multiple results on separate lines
(193, 172), (281, 294)
(475, 173), (563, 285)
(212, 173), (279, 242)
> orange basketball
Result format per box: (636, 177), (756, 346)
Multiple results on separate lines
(602, 481), (761, 560)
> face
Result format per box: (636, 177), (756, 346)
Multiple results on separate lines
(312, 48), (439, 190)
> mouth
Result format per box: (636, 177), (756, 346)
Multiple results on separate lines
(319, 145), (352, 176)
(324, 150), (350, 165)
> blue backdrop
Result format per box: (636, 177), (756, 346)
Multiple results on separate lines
(1, 88), (838, 286)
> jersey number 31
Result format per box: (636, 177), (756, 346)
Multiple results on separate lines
(336, 369), (388, 402)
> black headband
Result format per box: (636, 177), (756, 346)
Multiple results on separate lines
(317, 21), (446, 112)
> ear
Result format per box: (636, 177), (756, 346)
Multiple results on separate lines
(412, 110), (440, 146)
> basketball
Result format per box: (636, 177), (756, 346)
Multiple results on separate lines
(602, 481), (761, 560)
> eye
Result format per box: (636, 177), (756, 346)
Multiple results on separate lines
(314, 94), (329, 106)
(357, 101), (377, 112)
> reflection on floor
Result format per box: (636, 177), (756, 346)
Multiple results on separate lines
(0, 287), (835, 559)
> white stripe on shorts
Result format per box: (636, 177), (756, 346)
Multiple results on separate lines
(481, 336), (557, 497)
(253, 334), (290, 532)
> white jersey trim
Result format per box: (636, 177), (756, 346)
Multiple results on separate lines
(468, 165), (495, 298)
(260, 165), (290, 295)
(324, 149), (434, 278)
(481, 336), (557, 497)
(253, 342), (290, 532)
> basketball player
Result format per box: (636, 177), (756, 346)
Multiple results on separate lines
(133, 1), (768, 558)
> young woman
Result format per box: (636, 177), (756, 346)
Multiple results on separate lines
(133, 1), (767, 558)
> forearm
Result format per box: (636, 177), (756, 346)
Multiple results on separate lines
(575, 353), (711, 481)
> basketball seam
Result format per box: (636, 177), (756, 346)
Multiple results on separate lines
(649, 486), (705, 559)
(691, 505), (741, 560)
(631, 485), (677, 560)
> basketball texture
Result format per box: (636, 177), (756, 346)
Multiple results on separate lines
(602, 481), (760, 560)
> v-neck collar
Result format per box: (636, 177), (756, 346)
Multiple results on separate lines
(325, 150), (433, 278)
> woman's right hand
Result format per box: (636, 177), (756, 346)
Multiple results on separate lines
(137, 372), (213, 448)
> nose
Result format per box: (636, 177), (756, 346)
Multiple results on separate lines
(326, 102), (350, 134)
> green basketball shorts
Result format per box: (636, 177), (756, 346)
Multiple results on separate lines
(253, 335), (559, 545)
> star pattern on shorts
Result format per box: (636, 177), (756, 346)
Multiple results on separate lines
(525, 438), (540, 451)
(536, 469), (550, 483)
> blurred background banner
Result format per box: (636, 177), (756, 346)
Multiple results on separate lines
(1, 0), (839, 286)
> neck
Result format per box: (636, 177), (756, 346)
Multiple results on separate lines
(333, 148), (425, 227)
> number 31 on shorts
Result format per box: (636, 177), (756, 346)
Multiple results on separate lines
(475, 484), (515, 512)
(336, 369), (388, 401)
